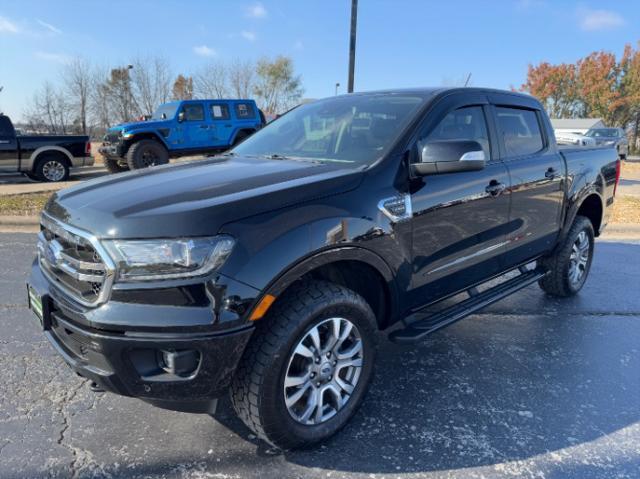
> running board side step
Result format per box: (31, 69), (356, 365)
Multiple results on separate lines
(389, 267), (548, 344)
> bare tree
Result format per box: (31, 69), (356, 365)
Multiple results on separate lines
(130, 56), (172, 116)
(254, 56), (303, 113)
(228, 59), (255, 98)
(194, 61), (228, 98)
(90, 65), (112, 132)
(62, 56), (92, 134)
(25, 82), (73, 134)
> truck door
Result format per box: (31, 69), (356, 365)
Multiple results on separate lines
(491, 104), (565, 267)
(208, 102), (233, 148)
(0, 116), (19, 172)
(409, 96), (511, 307)
(178, 102), (209, 150)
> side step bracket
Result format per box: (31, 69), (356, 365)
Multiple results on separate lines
(389, 267), (547, 344)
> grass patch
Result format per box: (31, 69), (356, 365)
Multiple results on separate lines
(0, 193), (52, 216)
(611, 195), (640, 224)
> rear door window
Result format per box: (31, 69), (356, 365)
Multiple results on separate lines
(495, 107), (544, 157)
(210, 104), (230, 120)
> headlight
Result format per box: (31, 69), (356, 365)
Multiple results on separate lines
(102, 236), (235, 282)
(122, 131), (133, 139)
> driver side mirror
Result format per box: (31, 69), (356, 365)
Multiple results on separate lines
(412, 140), (486, 176)
(177, 111), (185, 123)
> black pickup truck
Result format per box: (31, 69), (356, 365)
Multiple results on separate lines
(0, 114), (93, 182)
(28, 88), (620, 449)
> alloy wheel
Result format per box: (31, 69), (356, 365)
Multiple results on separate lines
(283, 317), (364, 425)
(42, 161), (65, 181)
(568, 230), (590, 286)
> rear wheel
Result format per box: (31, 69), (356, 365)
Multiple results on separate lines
(538, 215), (595, 297)
(232, 130), (250, 147)
(104, 158), (129, 174)
(230, 280), (377, 450)
(126, 139), (169, 170)
(34, 155), (70, 182)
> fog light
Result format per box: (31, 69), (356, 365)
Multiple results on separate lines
(160, 349), (200, 377)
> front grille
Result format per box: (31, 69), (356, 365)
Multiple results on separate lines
(38, 214), (115, 307)
(103, 132), (121, 144)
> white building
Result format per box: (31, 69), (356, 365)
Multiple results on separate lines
(550, 118), (605, 135)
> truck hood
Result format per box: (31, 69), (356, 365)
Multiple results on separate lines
(108, 120), (170, 134)
(45, 156), (364, 238)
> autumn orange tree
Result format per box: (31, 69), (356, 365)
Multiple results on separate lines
(522, 43), (640, 150)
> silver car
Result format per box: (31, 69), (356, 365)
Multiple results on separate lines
(585, 127), (629, 159)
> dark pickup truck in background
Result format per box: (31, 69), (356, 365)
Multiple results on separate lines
(0, 114), (93, 182)
(28, 87), (620, 450)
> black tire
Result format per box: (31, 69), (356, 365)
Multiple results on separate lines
(230, 280), (377, 450)
(538, 215), (595, 297)
(33, 154), (70, 182)
(126, 140), (169, 170)
(232, 130), (250, 146)
(104, 158), (129, 174)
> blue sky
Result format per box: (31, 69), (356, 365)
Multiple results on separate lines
(0, 0), (638, 120)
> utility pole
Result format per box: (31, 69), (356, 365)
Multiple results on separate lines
(335, 82), (340, 96)
(347, 0), (358, 93)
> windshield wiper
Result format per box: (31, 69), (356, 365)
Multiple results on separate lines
(265, 153), (289, 160)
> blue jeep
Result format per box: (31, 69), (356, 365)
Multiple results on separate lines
(99, 99), (264, 172)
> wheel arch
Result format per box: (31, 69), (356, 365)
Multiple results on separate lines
(255, 247), (400, 330)
(561, 189), (604, 242)
(28, 146), (73, 171)
(124, 132), (169, 152)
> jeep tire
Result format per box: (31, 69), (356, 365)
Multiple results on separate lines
(126, 139), (169, 170)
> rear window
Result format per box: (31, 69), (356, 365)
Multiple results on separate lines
(235, 103), (255, 119)
(0, 116), (14, 137)
(495, 107), (544, 157)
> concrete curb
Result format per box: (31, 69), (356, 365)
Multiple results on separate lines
(0, 215), (40, 226)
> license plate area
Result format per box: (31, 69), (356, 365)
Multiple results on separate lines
(27, 285), (51, 330)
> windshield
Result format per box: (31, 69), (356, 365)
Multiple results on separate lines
(232, 94), (426, 165)
(151, 103), (179, 120)
(586, 128), (619, 138)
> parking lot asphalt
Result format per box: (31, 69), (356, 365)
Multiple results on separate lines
(1, 234), (639, 479)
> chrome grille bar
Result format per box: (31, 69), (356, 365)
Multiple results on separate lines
(38, 212), (116, 307)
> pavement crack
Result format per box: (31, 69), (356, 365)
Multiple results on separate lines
(55, 379), (88, 479)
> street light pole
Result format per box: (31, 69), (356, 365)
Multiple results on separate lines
(347, 0), (358, 93)
(335, 82), (340, 96)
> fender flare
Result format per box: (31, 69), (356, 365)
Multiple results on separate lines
(125, 131), (169, 150)
(27, 146), (74, 171)
(559, 186), (605, 243)
(259, 245), (400, 326)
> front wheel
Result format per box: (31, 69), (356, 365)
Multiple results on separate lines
(104, 158), (129, 174)
(538, 215), (595, 297)
(230, 280), (377, 450)
(126, 140), (169, 170)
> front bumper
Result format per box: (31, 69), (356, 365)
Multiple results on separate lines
(28, 261), (257, 413)
(98, 143), (125, 159)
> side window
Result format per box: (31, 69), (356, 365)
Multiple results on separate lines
(0, 116), (14, 138)
(495, 107), (544, 157)
(182, 103), (204, 122)
(210, 104), (230, 120)
(423, 106), (490, 158)
(235, 103), (255, 119)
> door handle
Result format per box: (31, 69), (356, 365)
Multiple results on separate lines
(485, 181), (506, 197)
(545, 167), (558, 179)
(199, 125), (209, 129)
(224, 124), (232, 128)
